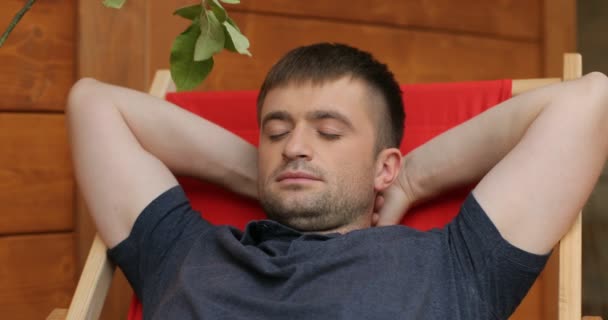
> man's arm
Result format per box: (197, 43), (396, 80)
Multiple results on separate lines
(378, 72), (608, 255)
(67, 78), (258, 248)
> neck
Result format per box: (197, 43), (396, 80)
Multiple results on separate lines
(309, 212), (373, 235)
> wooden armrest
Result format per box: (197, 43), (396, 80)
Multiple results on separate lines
(582, 317), (603, 320)
(46, 308), (67, 320)
(64, 234), (115, 320)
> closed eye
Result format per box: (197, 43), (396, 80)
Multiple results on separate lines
(269, 132), (289, 141)
(318, 131), (341, 140)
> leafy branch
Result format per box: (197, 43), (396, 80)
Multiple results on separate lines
(171, 0), (251, 90)
(0, 0), (251, 91)
(0, 0), (37, 48)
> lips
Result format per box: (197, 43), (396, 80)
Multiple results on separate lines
(276, 171), (322, 182)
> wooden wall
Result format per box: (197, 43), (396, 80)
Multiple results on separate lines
(71, 1), (573, 320)
(0, 0), (76, 319)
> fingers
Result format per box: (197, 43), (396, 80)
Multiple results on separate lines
(371, 194), (385, 226)
(372, 213), (380, 226)
(371, 184), (411, 227)
(375, 189), (410, 227)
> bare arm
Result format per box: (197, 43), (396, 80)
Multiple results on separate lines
(378, 72), (608, 254)
(67, 78), (258, 247)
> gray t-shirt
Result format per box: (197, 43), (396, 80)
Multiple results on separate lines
(108, 185), (549, 320)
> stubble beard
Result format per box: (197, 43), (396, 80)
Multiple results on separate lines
(259, 162), (375, 232)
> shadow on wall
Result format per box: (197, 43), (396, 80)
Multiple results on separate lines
(578, 0), (608, 318)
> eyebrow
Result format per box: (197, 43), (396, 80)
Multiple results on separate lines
(260, 109), (355, 130)
(261, 110), (293, 128)
(307, 110), (354, 130)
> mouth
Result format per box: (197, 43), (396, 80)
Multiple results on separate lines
(276, 171), (322, 184)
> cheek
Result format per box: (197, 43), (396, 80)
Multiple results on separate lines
(328, 146), (375, 182)
(258, 143), (280, 182)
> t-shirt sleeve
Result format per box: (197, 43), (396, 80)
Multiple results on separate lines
(107, 184), (214, 300)
(445, 193), (550, 319)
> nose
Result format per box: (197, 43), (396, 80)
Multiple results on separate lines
(282, 127), (313, 161)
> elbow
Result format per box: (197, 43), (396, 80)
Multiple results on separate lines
(66, 77), (103, 119)
(559, 72), (608, 114)
(580, 71), (608, 101)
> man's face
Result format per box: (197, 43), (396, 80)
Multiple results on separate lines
(257, 77), (382, 232)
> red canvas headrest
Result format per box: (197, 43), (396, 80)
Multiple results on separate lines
(165, 79), (511, 230)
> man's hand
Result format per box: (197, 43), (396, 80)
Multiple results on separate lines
(372, 163), (417, 227)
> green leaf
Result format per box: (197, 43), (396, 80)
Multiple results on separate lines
(219, 0), (240, 4)
(223, 20), (251, 56)
(209, 0), (227, 22)
(170, 22), (215, 91)
(194, 10), (225, 61)
(226, 16), (240, 32)
(102, 0), (126, 9)
(173, 4), (202, 20)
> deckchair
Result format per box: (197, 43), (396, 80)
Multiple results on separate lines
(47, 53), (602, 320)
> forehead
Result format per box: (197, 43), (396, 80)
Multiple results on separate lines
(260, 77), (380, 125)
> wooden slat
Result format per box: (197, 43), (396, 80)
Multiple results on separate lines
(149, 70), (175, 98)
(559, 53), (583, 320)
(0, 0), (75, 111)
(560, 212), (582, 320)
(0, 113), (73, 234)
(66, 235), (115, 320)
(148, 11), (542, 91)
(169, 0), (540, 40)
(47, 308), (67, 320)
(512, 78), (562, 96)
(0, 233), (75, 319)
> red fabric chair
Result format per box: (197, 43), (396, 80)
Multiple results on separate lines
(126, 79), (512, 320)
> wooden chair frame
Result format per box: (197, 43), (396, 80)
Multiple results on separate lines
(48, 53), (601, 320)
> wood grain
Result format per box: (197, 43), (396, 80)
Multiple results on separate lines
(148, 11), (542, 91)
(0, 233), (75, 319)
(77, 0), (148, 89)
(0, 0), (75, 111)
(46, 308), (67, 320)
(170, 0), (541, 40)
(65, 235), (114, 320)
(559, 53), (583, 320)
(0, 113), (73, 234)
(543, 0), (577, 77)
(510, 275), (545, 319)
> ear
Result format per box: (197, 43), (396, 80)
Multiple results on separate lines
(373, 148), (402, 192)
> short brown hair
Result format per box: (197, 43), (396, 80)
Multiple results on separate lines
(257, 43), (405, 150)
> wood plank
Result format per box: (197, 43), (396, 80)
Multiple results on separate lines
(0, 113), (73, 234)
(169, 0), (540, 40)
(148, 11), (542, 91)
(66, 235), (114, 320)
(510, 275), (545, 319)
(46, 308), (67, 320)
(0, 0), (75, 111)
(543, 0), (576, 77)
(0, 233), (75, 319)
(78, 0), (148, 89)
(559, 53), (583, 320)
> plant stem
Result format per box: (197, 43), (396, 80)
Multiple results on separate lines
(0, 0), (37, 48)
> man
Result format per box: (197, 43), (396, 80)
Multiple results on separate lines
(67, 43), (608, 319)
